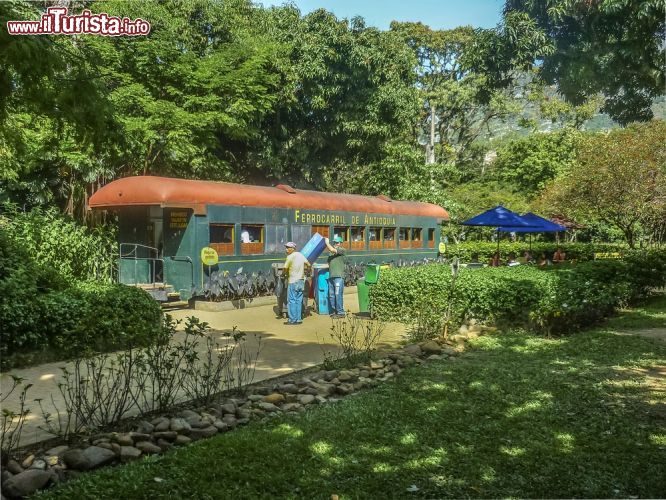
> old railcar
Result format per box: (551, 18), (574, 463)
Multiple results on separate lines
(88, 176), (449, 300)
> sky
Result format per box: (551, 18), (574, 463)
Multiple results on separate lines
(256, 0), (504, 30)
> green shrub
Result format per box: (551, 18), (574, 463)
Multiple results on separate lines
(1, 226), (161, 367)
(66, 283), (163, 353)
(0, 204), (116, 284)
(370, 251), (666, 335)
(0, 207), (159, 369)
(446, 242), (626, 263)
(0, 226), (50, 356)
(1, 283), (162, 369)
(369, 264), (452, 323)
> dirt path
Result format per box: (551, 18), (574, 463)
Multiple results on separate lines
(0, 290), (405, 448)
(612, 328), (666, 343)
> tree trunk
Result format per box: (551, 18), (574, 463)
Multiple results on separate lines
(624, 227), (635, 248)
(144, 143), (153, 175)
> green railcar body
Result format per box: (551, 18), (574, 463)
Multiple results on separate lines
(90, 177), (449, 299)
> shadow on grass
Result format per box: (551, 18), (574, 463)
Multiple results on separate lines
(40, 324), (666, 500)
(603, 294), (666, 331)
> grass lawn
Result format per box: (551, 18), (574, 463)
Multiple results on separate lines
(38, 295), (666, 499)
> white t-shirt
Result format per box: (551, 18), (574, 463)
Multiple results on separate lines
(284, 251), (308, 283)
(241, 230), (251, 243)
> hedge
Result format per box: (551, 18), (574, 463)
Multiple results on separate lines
(445, 242), (626, 263)
(1, 283), (162, 368)
(0, 228), (161, 370)
(370, 250), (666, 335)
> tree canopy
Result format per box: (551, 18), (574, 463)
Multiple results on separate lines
(0, 0), (664, 248)
(504, 0), (666, 124)
(540, 120), (666, 247)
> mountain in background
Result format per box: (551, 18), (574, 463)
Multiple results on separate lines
(483, 80), (665, 142)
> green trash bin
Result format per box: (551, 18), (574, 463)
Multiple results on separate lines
(357, 264), (384, 314)
(357, 279), (371, 313)
(364, 264), (381, 284)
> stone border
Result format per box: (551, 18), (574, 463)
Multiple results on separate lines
(0, 325), (493, 499)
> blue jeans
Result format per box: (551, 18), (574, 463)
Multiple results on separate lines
(328, 277), (344, 315)
(287, 280), (304, 323)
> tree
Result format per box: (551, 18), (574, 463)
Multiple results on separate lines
(258, 8), (419, 189)
(540, 121), (666, 247)
(1, 0), (287, 216)
(491, 128), (579, 194)
(447, 181), (531, 223)
(390, 13), (552, 173)
(0, 0), (114, 209)
(89, 0), (283, 179)
(505, 0), (666, 125)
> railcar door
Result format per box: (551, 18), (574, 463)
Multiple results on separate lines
(117, 206), (160, 285)
(147, 206), (164, 281)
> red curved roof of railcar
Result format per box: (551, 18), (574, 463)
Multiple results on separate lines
(88, 176), (449, 220)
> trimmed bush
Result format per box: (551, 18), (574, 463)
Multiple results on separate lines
(446, 242), (626, 263)
(370, 250), (666, 335)
(44, 283), (163, 354)
(0, 226), (161, 370)
(1, 283), (162, 368)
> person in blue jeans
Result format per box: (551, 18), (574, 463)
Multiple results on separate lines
(283, 242), (308, 325)
(325, 236), (346, 318)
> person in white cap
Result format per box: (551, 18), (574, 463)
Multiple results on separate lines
(283, 242), (308, 325)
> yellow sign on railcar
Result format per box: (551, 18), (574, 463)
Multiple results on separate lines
(200, 247), (219, 266)
(169, 210), (189, 229)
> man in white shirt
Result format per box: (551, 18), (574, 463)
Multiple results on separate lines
(283, 242), (308, 325)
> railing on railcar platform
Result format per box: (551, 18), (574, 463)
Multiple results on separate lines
(118, 243), (195, 299)
(118, 243), (162, 286)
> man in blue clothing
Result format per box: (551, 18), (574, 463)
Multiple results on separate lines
(324, 236), (346, 318)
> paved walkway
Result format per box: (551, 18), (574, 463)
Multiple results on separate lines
(1, 290), (406, 447)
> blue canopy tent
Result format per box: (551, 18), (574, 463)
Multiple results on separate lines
(460, 205), (540, 252)
(497, 212), (566, 250)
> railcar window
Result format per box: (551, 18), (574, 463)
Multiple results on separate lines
(265, 224), (288, 254)
(369, 227), (382, 250)
(333, 226), (349, 244)
(240, 225), (264, 255)
(209, 224), (234, 256)
(399, 227), (410, 249)
(240, 225), (262, 243)
(351, 227), (365, 241)
(350, 226), (366, 250)
(312, 225), (330, 238)
(210, 224), (233, 243)
(411, 228), (423, 248)
(382, 227), (396, 248)
(291, 225), (311, 251)
(428, 228), (435, 248)
(383, 228), (396, 249)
